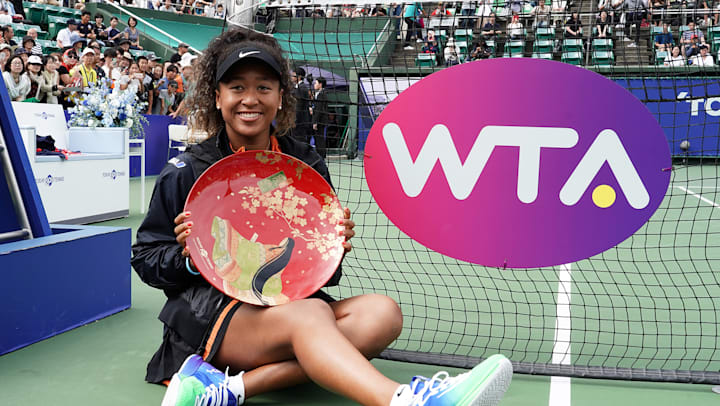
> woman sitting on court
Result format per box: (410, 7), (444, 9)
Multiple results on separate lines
(131, 27), (512, 406)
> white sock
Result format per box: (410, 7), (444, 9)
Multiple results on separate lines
(226, 371), (245, 404)
(389, 384), (413, 406)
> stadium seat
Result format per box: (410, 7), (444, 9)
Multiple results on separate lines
(535, 27), (555, 40)
(533, 39), (553, 53)
(562, 38), (583, 52)
(435, 29), (448, 45)
(415, 53), (437, 67)
(504, 39), (525, 56)
(592, 38), (613, 51)
(454, 28), (473, 44)
(531, 52), (553, 59)
(712, 37), (720, 54)
(592, 26), (614, 38)
(47, 15), (70, 40)
(655, 50), (668, 65)
(592, 50), (615, 66)
(561, 51), (583, 65)
(708, 26), (720, 42)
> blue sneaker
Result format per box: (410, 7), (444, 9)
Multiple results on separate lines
(161, 354), (245, 406)
(403, 354), (513, 406)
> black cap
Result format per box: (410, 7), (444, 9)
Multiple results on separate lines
(67, 18), (78, 25)
(177, 42), (189, 49)
(216, 46), (282, 85)
(22, 35), (34, 45)
(117, 38), (130, 46)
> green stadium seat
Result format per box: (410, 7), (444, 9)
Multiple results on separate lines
(592, 50), (615, 66)
(47, 15), (70, 40)
(502, 52), (524, 58)
(454, 28), (473, 44)
(562, 38), (583, 52)
(561, 51), (583, 65)
(592, 38), (613, 51)
(434, 29), (448, 45)
(535, 27), (555, 40)
(504, 39), (524, 55)
(532, 52), (553, 59)
(533, 39), (553, 53)
(708, 26), (720, 42)
(592, 26), (613, 38)
(415, 53), (437, 67)
(651, 26), (664, 36)
(655, 50), (668, 65)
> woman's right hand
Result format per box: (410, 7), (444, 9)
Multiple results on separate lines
(174, 211), (193, 257)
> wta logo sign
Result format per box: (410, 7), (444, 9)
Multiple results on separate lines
(364, 59), (671, 268)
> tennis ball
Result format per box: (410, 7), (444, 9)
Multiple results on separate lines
(680, 140), (690, 151)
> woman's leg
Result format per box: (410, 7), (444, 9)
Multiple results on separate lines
(213, 294), (403, 406)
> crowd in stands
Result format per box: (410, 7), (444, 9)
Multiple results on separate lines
(1, 6), (199, 116)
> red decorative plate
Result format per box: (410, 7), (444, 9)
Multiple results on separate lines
(184, 151), (345, 306)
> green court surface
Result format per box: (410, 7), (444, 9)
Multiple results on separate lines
(1, 161), (719, 405)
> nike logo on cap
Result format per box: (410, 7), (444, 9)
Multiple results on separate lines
(238, 50), (260, 59)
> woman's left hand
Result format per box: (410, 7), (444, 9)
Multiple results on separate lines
(339, 207), (355, 253)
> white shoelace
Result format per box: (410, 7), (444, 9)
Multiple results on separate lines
(409, 370), (470, 405)
(194, 369), (232, 406)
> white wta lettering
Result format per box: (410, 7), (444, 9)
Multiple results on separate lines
(382, 123), (578, 202)
(382, 123), (650, 209)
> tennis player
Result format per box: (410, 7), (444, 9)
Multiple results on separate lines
(131, 27), (512, 406)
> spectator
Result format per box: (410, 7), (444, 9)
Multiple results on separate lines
(78, 11), (96, 41)
(0, 43), (10, 70)
(531, 1), (551, 28)
(159, 0), (176, 12)
(654, 22), (673, 51)
(506, 0), (523, 15)
(26, 28), (43, 55)
(119, 60), (143, 93)
(150, 64), (163, 114)
(682, 21), (706, 57)
(507, 13), (524, 39)
(697, 0), (711, 27)
(480, 13), (502, 40)
(370, 4), (388, 16)
(689, 44), (714, 66)
(444, 37), (461, 66)
(470, 39), (492, 59)
(214, 3), (225, 18)
(156, 63), (179, 91)
(430, 2), (451, 16)
(38, 55), (62, 104)
(2, 24), (15, 46)
(94, 14), (108, 44)
(564, 11), (583, 38)
(71, 48), (97, 89)
(124, 17), (143, 50)
(402, 2), (424, 50)
(623, 0), (647, 47)
(87, 40), (102, 55)
(118, 50), (133, 73)
(158, 79), (178, 115)
(106, 16), (125, 45)
(137, 55), (154, 113)
(291, 66), (312, 144)
(0, 7), (11, 25)
(649, 0), (666, 26)
(170, 42), (189, 64)
(56, 19), (80, 49)
(25, 54), (43, 101)
(58, 48), (77, 87)
(100, 48), (116, 79)
(460, 1), (478, 28)
(94, 48), (105, 80)
(71, 38), (86, 57)
(311, 76), (329, 158)
(176, 0), (193, 14)
(179, 52), (196, 85)
(21, 36), (35, 55)
(421, 39), (440, 54)
(596, 10), (611, 37)
(3, 55), (30, 101)
(14, 47), (28, 64)
(663, 45), (686, 66)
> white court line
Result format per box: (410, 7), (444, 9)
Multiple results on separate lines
(676, 186), (720, 208)
(549, 264), (572, 406)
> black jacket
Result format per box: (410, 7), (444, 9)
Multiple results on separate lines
(294, 82), (312, 127)
(131, 129), (342, 383)
(312, 89), (329, 128)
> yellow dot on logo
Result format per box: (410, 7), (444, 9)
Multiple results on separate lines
(592, 185), (616, 208)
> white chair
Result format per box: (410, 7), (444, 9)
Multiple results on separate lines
(168, 124), (189, 159)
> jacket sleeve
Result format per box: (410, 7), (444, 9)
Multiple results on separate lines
(131, 157), (201, 292)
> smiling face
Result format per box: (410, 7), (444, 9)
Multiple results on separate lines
(215, 59), (283, 147)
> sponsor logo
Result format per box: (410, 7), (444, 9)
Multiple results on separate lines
(102, 170), (126, 180)
(36, 174), (65, 187)
(364, 59), (672, 268)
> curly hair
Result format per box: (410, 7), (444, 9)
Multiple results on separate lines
(188, 28), (296, 138)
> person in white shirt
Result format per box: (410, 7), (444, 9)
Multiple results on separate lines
(56, 19), (80, 49)
(689, 45), (715, 67)
(663, 45), (686, 66)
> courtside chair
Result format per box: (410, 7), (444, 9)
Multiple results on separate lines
(592, 50), (615, 66)
(533, 38), (554, 53)
(562, 38), (583, 52)
(535, 27), (555, 40)
(415, 53), (437, 67)
(168, 124), (189, 160)
(592, 38), (613, 51)
(454, 28), (473, 44)
(561, 51), (583, 65)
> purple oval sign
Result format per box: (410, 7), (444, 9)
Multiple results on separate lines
(364, 59), (671, 268)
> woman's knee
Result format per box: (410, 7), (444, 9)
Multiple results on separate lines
(280, 298), (336, 328)
(347, 294), (404, 347)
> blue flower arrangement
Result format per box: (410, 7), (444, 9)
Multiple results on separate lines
(68, 80), (149, 139)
